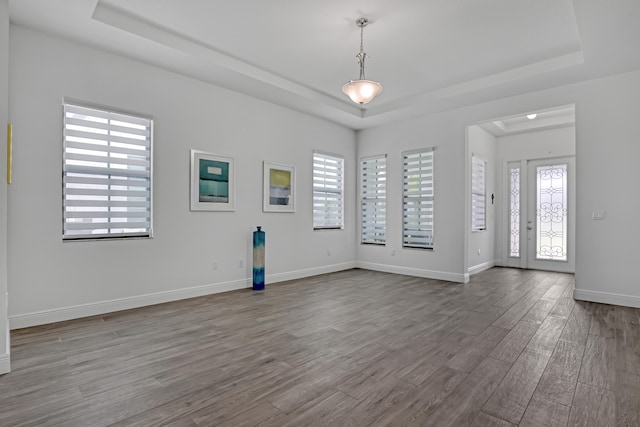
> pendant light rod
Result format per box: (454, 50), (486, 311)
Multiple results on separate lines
(356, 18), (368, 81)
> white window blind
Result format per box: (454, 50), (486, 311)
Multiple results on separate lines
(361, 155), (386, 244)
(313, 152), (344, 230)
(63, 102), (153, 240)
(403, 149), (434, 249)
(471, 155), (487, 231)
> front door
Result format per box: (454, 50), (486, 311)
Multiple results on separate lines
(505, 157), (575, 272)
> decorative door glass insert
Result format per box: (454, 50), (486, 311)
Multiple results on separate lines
(509, 166), (520, 257)
(536, 164), (568, 261)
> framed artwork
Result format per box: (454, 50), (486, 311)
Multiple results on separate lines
(190, 150), (235, 211)
(263, 162), (295, 212)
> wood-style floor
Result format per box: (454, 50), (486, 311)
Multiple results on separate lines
(1, 268), (639, 426)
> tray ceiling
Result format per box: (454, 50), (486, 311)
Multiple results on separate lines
(8, 0), (640, 129)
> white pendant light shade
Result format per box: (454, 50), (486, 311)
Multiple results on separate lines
(342, 79), (383, 105)
(342, 18), (383, 105)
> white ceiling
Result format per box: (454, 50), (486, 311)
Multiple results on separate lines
(8, 0), (640, 130)
(478, 105), (576, 137)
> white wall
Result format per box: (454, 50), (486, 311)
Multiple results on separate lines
(0, 0), (10, 373)
(495, 126), (576, 266)
(497, 126), (576, 162)
(358, 69), (640, 307)
(574, 72), (640, 308)
(467, 125), (496, 274)
(356, 112), (468, 282)
(7, 25), (357, 328)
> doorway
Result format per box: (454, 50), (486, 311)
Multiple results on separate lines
(506, 157), (575, 272)
(467, 104), (576, 276)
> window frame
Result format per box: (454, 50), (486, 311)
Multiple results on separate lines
(360, 154), (387, 245)
(471, 154), (487, 232)
(313, 151), (345, 230)
(402, 147), (435, 250)
(62, 99), (153, 241)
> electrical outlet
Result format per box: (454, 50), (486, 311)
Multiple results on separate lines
(238, 260), (244, 268)
(327, 249), (331, 256)
(391, 249), (396, 256)
(212, 261), (218, 270)
(477, 249), (481, 256)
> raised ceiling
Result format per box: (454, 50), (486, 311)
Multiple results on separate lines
(8, 0), (640, 130)
(479, 105), (576, 137)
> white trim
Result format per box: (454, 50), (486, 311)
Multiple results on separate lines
(9, 262), (357, 330)
(573, 289), (640, 309)
(0, 353), (9, 374)
(468, 260), (496, 276)
(10, 279), (249, 330)
(356, 261), (467, 283)
(267, 262), (356, 284)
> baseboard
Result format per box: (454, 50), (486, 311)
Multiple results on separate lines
(9, 262), (358, 330)
(468, 260), (497, 276)
(267, 262), (357, 284)
(573, 289), (640, 309)
(0, 353), (9, 374)
(10, 278), (249, 330)
(356, 261), (467, 283)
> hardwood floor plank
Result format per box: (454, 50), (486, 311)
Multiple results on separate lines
(279, 390), (358, 427)
(396, 332), (473, 385)
(589, 303), (617, 338)
(578, 334), (617, 391)
(488, 320), (540, 363)
(164, 416), (200, 427)
(371, 366), (468, 426)
(615, 319), (640, 376)
(558, 303), (591, 346)
(471, 411), (516, 426)
(519, 395), (570, 427)
(527, 316), (567, 355)
(548, 298), (575, 320)
(616, 306), (640, 325)
(615, 372), (640, 427)
(446, 326), (510, 373)
(321, 375), (419, 426)
(567, 383), (615, 426)
(482, 348), (552, 424)
(522, 299), (557, 325)
(422, 357), (512, 427)
(535, 340), (585, 406)
(492, 283), (555, 330)
(541, 277), (571, 301)
(217, 402), (286, 427)
(456, 309), (506, 336)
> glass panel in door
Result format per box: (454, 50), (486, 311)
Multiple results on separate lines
(526, 157), (575, 272)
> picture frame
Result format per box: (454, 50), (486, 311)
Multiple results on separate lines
(263, 161), (295, 213)
(190, 149), (235, 211)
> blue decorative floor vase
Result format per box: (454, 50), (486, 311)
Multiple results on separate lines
(253, 226), (265, 290)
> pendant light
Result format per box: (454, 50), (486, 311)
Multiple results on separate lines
(342, 18), (383, 105)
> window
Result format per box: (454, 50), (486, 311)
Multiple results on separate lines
(313, 152), (344, 230)
(63, 101), (153, 240)
(403, 148), (434, 249)
(471, 155), (486, 231)
(361, 155), (386, 244)
(509, 164), (520, 257)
